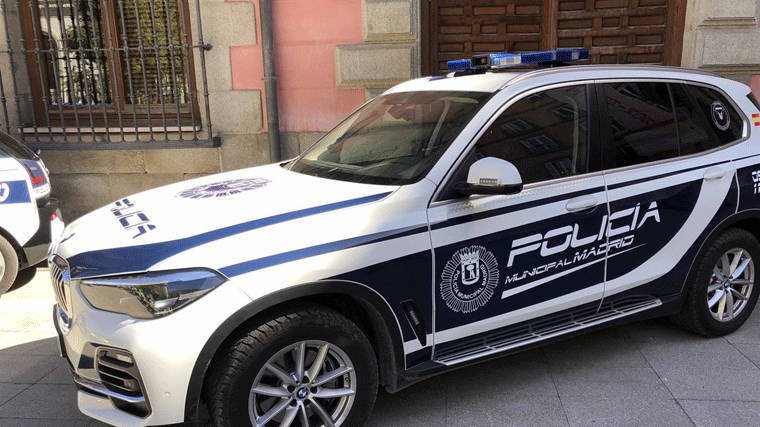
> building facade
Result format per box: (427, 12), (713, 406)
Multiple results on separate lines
(0, 0), (758, 220)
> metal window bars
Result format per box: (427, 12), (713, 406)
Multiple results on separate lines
(0, 0), (217, 149)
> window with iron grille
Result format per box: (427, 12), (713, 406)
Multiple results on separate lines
(3, 0), (214, 148)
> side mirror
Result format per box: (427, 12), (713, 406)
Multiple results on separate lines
(455, 157), (523, 196)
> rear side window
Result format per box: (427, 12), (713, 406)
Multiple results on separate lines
(603, 82), (679, 168)
(685, 84), (743, 145)
(472, 84), (589, 185)
(0, 131), (37, 161)
(670, 83), (718, 156)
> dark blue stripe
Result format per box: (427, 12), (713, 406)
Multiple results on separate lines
(0, 180), (30, 204)
(220, 224), (428, 277)
(68, 192), (392, 278)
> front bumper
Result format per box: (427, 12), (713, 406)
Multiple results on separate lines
(52, 275), (253, 426)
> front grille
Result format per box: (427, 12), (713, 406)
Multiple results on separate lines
(96, 348), (151, 417)
(49, 255), (70, 315)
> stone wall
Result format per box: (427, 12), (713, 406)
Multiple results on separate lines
(38, 0), (269, 221)
(337, 0), (421, 91)
(681, 0), (760, 88)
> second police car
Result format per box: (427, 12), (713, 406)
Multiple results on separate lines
(0, 131), (61, 296)
(50, 50), (760, 427)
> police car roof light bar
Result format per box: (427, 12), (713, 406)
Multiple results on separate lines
(447, 49), (590, 72)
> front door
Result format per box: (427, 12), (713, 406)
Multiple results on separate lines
(429, 84), (609, 361)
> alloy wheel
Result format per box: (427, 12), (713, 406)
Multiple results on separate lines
(248, 340), (356, 427)
(708, 247), (755, 322)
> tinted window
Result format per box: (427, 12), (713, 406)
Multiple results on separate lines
(472, 85), (589, 185)
(603, 82), (678, 168)
(670, 83), (718, 156)
(686, 85), (743, 145)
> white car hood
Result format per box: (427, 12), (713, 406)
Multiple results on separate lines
(55, 164), (398, 278)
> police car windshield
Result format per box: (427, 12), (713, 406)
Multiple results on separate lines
(289, 90), (491, 185)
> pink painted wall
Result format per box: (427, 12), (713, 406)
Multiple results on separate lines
(228, 0), (365, 133)
(751, 75), (760, 104)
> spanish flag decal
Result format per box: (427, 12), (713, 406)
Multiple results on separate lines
(753, 113), (760, 126)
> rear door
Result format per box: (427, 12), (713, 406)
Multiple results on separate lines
(598, 81), (742, 304)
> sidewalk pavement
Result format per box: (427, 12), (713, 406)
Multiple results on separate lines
(1, 265), (760, 427)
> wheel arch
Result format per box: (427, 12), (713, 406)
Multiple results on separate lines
(0, 225), (24, 264)
(183, 280), (405, 425)
(679, 209), (760, 298)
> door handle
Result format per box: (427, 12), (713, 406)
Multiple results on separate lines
(566, 196), (597, 212)
(704, 167), (725, 181)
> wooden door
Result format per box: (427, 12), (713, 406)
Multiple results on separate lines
(425, 0), (687, 75)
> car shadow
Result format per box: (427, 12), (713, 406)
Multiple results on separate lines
(6, 261), (45, 293)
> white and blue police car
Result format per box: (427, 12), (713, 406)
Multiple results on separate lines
(0, 131), (61, 295)
(50, 50), (760, 427)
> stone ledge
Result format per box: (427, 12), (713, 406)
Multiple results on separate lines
(698, 17), (758, 29)
(336, 43), (417, 89)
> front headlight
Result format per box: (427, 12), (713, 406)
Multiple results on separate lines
(79, 269), (227, 319)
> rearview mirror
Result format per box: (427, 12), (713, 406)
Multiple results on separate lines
(455, 157), (523, 196)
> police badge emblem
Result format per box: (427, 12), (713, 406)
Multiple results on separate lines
(440, 245), (499, 313)
(176, 178), (271, 199)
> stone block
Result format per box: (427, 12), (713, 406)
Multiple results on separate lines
(38, 151), (72, 174)
(204, 44), (233, 92)
(107, 173), (146, 201)
(658, 366), (760, 400)
(336, 44), (416, 89)
(704, 0), (757, 22)
(50, 173), (111, 220)
(219, 133), (270, 172)
(681, 400), (760, 426)
(561, 396), (693, 427)
(0, 383), (92, 420)
(69, 150), (145, 174)
(280, 132), (300, 160)
(447, 394), (568, 427)
(199, 2), (256, 47)
(141, 173), (189, 192)
(298, 132), (326, 154)
(209, 90), (263, 134)
(364, 0), (415, 42)
(700, 29), (760, 66)
(144, 148), (221, 174)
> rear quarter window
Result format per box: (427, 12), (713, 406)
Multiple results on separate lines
(685, 84), (744, 145)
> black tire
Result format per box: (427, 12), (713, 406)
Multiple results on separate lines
(206, 306), (378, 427)
(0, 235), (19, 296)
(672, 228), (760, 336)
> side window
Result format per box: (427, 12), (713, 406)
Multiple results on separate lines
(685, 85), (743, 145)
(603, 82), (678, 168)
(472, 85), (589, 185)
(670, 83), (718, 156)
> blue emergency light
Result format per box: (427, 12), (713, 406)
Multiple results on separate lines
(447, 49), (589, 72)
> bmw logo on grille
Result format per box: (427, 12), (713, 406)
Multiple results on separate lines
(176, 178), (271, 199)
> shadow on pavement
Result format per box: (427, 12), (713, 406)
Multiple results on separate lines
(6, 265), (39, 293)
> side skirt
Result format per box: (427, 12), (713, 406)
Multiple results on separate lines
(391, 295), (682, 392)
